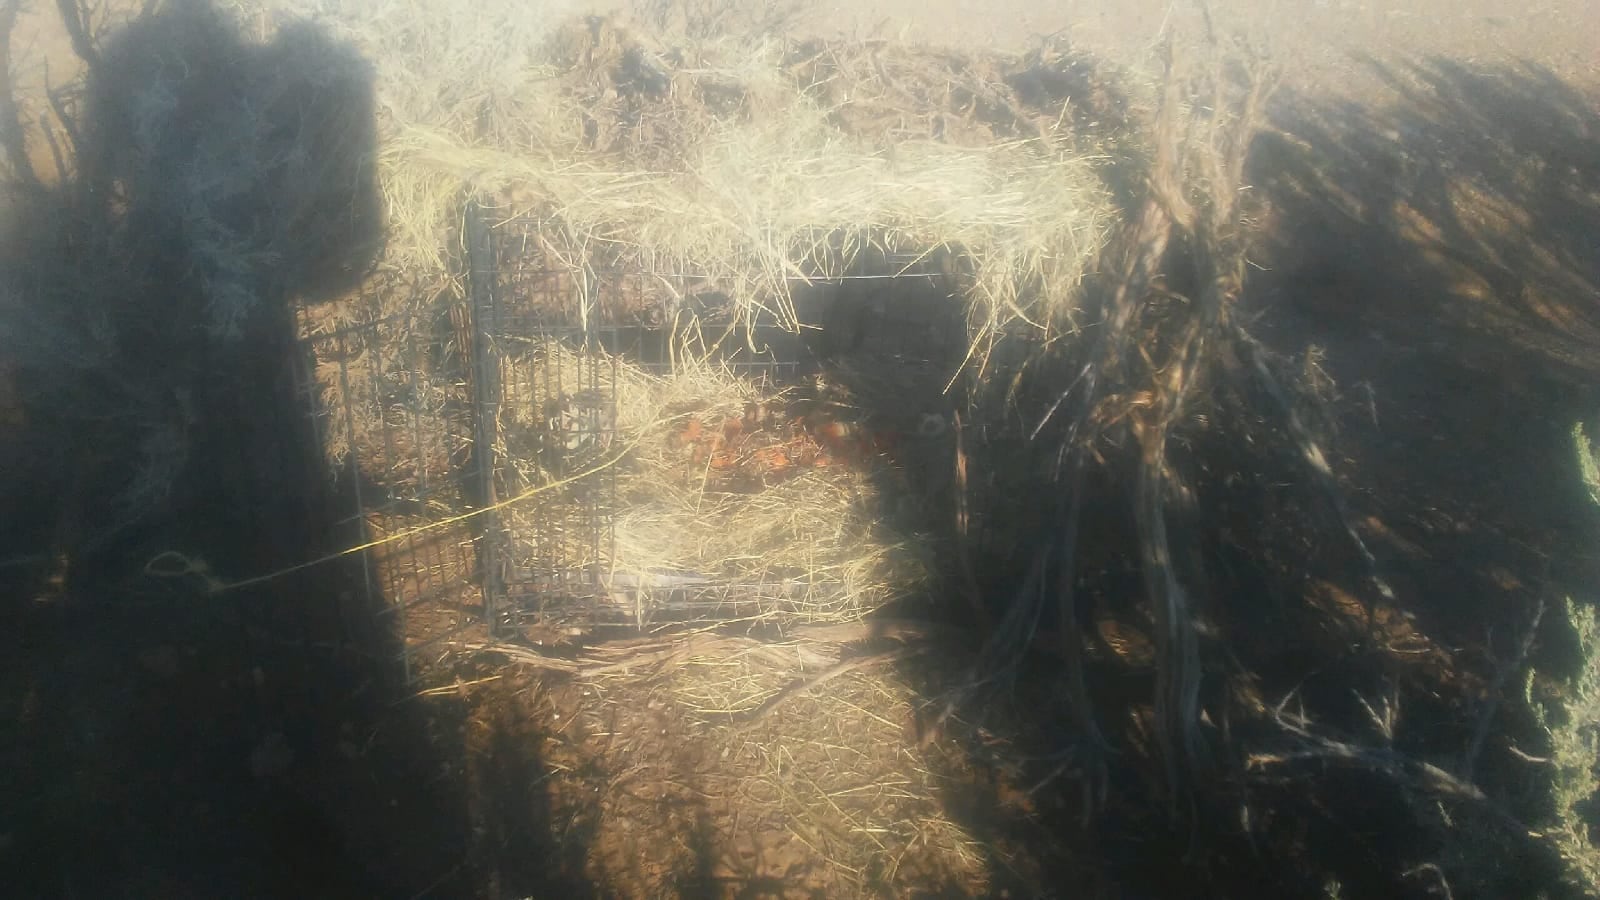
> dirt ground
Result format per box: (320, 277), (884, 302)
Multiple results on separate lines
(13, 0), (1593, 102)
(601, 0), (1600, 90)
(4, 1), (1600, 899)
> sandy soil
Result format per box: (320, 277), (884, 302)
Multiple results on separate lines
(595, 0), (1600, 90)
(8, 1), (1595, 138)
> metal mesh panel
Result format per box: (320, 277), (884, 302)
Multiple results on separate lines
(296, 205), (987, 677)
(296, 301), (487, 679)
(441, 201), (1019, 639)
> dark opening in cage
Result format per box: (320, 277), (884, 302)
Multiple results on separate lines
(464, 204), (970, 635)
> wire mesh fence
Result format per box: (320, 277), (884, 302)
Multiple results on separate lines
(466, 206), (825, 633)
(294, 298), (488, 681)
(301, 202), (985, 677)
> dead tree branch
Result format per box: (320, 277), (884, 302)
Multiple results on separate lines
(1464, 596), (1546, 782)
(0, 0), (40, 188)
(55, 0), (100, 70)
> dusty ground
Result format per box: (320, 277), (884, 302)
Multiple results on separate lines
(596, 0), (1600, 89)
(10, 0), (1598, 100)
(5, 1), (1600, 898)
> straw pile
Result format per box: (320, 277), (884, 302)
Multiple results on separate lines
(494, 338), (933, 625)
(244, 0), (1118, 342)
(251, 0), (1131, 632)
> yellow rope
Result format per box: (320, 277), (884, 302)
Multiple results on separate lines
(144, 413), (689, 596)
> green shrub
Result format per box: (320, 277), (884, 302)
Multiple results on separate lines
(1578, 423), (1600, 508)
(1525, 422), (1600, 892)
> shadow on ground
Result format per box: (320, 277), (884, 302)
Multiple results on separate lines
(1253, 58), (1600, 643)
(840, 57), (1600, 900)
(0, 2), (597, 897)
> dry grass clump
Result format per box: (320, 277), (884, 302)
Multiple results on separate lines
(784, 29), (1151, 158)
(466, 628), (989, 894)
(653, 661), (982, 889)
(238, 0), (1114, 348)
(494, 339), (932, 625)
(609, 472), (929, 623)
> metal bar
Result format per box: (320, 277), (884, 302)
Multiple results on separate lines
(300, 307), (419, 341)
(375, 582), (465, 618)
(369, 319), (426, 633)
(465, 198), (506, 637)
(334, 329), (384, 677)
(402, 616), (490, 658)
(290, 318), (348, 645)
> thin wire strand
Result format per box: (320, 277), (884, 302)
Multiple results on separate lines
(143, 412), (692, 596)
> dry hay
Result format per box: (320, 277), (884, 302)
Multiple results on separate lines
(240, 0), (1136, 630)
(239, 0), (1119, 351)
(494, 338), (933, 626)
(458, 626), (991, 895)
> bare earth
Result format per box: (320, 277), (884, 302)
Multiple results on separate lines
(603, 0), (1600, 89)
(10, 1), (1597, 126)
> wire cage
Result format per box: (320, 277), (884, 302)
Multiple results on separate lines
(463, 203), (973, 634)
(296, 203), (1049, 675)
(294, 296), (488, 679)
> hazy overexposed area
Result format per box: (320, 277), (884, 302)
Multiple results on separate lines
(2, 1), (1597, 896)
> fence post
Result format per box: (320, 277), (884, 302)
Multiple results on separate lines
(465, 198), (506, 637)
